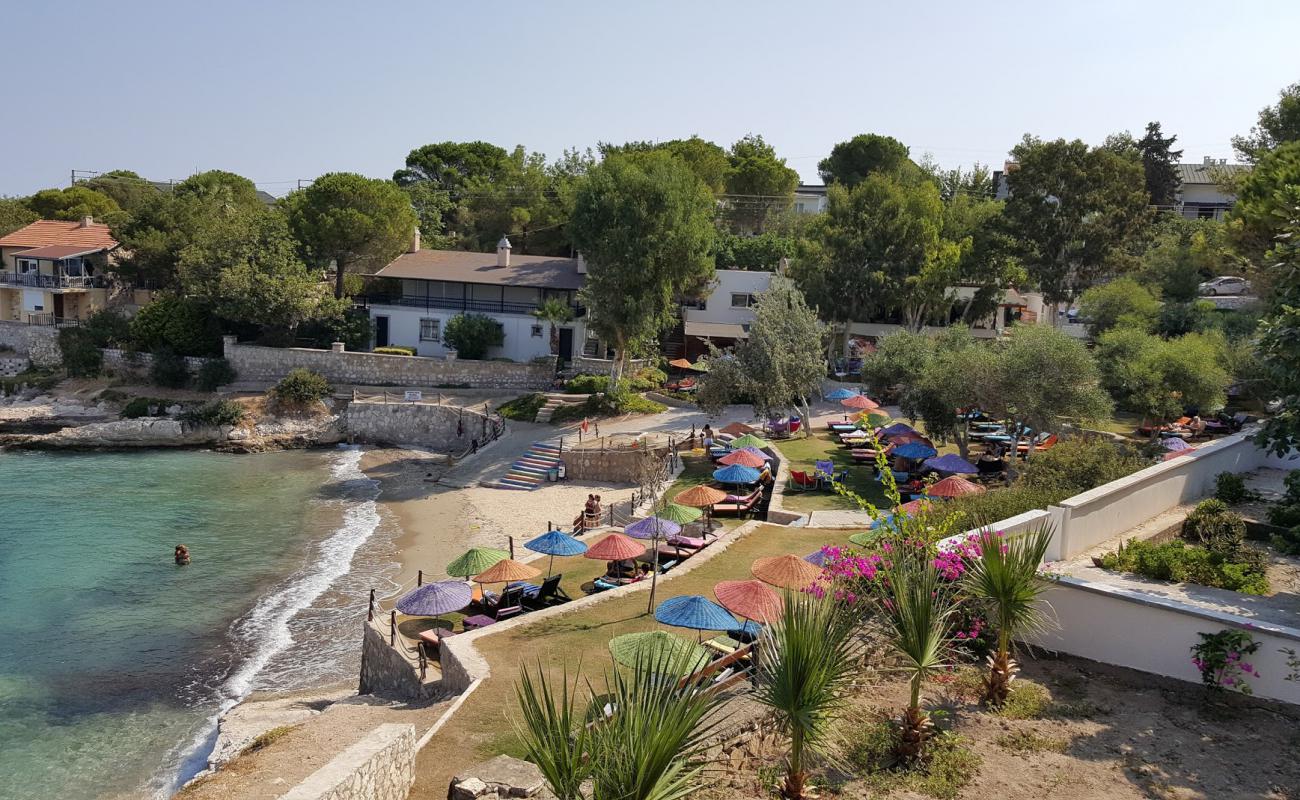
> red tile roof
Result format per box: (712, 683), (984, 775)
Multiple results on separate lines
(0, 219), (118, 251)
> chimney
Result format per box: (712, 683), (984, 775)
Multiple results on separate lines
(1204, 155), (1214, 165)
(409, 228), (421, 254)
(576, 252), (587, 274)
(80, 215), (94, 228)
(496, 236), (511, 268)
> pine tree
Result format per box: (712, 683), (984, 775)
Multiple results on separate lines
(1138, 121), (1183, 206)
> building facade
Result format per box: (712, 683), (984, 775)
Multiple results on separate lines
(364, 235), (590, 363)
(0, 218), (120, 324)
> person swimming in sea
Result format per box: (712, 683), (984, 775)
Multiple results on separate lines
(174, 544), (190, 565)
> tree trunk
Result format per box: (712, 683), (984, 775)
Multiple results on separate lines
(549, 322), (559, 355)
(333, 259), (347, 299)
(610, 336), (627, 385)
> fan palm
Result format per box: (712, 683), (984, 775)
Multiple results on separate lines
(755, 591), (863, 799)
(533, 298), (575, 356)
(961, 523), (1056, 706)
(875, 546), (959, 761)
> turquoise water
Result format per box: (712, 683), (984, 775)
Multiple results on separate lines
(0, 447), (394, 800)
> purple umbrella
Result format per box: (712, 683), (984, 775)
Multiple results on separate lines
(737, 445), (774, 461)
(1162, 437), (1192, 452)
(921, 454), (979, 475)
(396, 580), (472, 617)
(625, 516), (683, 539)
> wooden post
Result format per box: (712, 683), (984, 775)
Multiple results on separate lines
(390, 610), (397, 646)
(368, 588), (375, 621)
(417, 569), (423, 587)
(509, 535), (515, 560)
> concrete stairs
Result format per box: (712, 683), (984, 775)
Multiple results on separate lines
(491, 440), (563, 490)
(535, 393), (589, 424)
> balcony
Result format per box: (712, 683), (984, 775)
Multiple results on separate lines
(361, 293), (585, 318)
(0, 272), (104, 290)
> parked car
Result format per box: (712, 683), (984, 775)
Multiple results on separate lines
(1198, 276), (1252, 296)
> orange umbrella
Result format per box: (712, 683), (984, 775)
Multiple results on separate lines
(719, 421), (755, 437)
(841, 395), (880, 410)
(715, 579), (784, 624)
(718, 449), (766, 468)
(584, 532), (646, 562)
(668, 358), (694, 370)
(752, 555), (823, 590)
(472, 558), (541, 584)
(675, 484), (728, 507)
(927, 475), (985, 498)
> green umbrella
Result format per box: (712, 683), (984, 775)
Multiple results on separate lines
(729, 433), (770, 449)
(658, 502), (704, 525)
(445, 547), (508, 578)
(607, 631), (711, 675)
(847, 531), (879, 547)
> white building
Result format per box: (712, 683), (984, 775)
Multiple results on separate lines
(365, 235), (590, 362)
(791, 184), (829, 215)
(674, 269), (774, 359)
(1175, 158), (1249, 220)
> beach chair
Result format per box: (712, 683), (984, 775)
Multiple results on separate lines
(462, 601), (523, 630)
(666, 534), (708, 550)
(522, 574), (571, 609)
(788, 470), (817, 491)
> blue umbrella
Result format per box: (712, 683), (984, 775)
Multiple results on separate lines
(922, 454), (979, 474)
(893, 442), (939, 460)
(728, 620), (763, 643)
(804, 549), (831, 567)
(624, 516), (683, 540)
(396, 580), (472, 617)
(524, 529), (587, 577)
(879, 422), (915, 438)
(655, 595), (738, 636)
(713, 464), (761, 484)
(826, 387), (860, 400)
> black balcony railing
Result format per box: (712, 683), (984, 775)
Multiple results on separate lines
(360, 293), (585, 318)
(0, 272), (104, 289)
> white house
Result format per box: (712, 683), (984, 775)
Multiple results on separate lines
(791, 184), (829, 215)
(1175, 157), (1250, 220)
(364, 235), (589, 362)
(676, 269), (773, 359)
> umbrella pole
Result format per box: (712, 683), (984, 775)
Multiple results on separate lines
(648, 526), (660, 614)
(547, 554), (554, 579)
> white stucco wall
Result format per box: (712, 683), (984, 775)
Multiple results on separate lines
(371, 305), (584, 362)
(684, 270), (773, 327)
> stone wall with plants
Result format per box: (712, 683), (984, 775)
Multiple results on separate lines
(0, 321), (60, 368)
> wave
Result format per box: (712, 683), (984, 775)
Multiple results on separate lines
(156, 446), (383, 797)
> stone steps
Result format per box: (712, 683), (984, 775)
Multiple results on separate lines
(535, 393), (589, 423)
(490, 441), (562, 490)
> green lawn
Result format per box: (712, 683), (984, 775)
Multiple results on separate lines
(773, 430), (892, 512)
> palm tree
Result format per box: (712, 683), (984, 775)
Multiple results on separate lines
(755, 591), (863, 800)
(961, 524), (1056, 706)
(533, 298), (575, 356)
(875, 546), (959, 761)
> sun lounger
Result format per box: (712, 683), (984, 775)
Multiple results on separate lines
(462, 603), (522, 630)
(666, 534), (708, 549)
(519, 574), (571, 609)
(713, 490), (761, 516)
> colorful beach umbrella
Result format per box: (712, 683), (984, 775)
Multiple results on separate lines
(524, 530), (587, 577)
(584, 532), (646, 562)
(1162, 437), (1192, 452)
(675, 484), (728, 507)
(922, 454), (979, 475)
(714, 579), (783, 624)
(608, 631), (711, 674)
(654, 595), (738, 633)
(718, 449), (767, 468)
(395, 580), (472, 617)
(668, 358), (694, 370)
(713, 464), (762, 485)
(752, 554), (822, 590)
(897, 498), (935, 515)
(719, 422), (755, 437)
(804, 549), (832, 567)
(926, 475), (985, 498)
(657, 502), (704, 525)
(879, 422), (915, 438)
(624, 516), (683, 540)
(729, 433), (770, 449)
(473, 558), (540, 584)
(737, 445), (774, 460)
(826, 387), (860, 401)
(848, 530), (879, 547)
(841, 394), (879, 410)
(445, 547), (509, 578)
(893, 442), (939, 460)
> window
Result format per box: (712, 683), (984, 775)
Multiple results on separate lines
(531, 324), (543, 337)
(17, 259), (37, 274)
(62, 258), (84, 277)
(419, 318), (440, 342)
(730, 293), (755, 309)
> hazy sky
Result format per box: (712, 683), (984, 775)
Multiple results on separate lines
(6, 1), (1297, 196)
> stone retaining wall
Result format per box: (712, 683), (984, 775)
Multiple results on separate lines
(101, 348), (210, 377)
(278, 723), (416, 800)
(0, 321), (60, 368)
(559, 446), (669, 483)
(570, 355), (649, 376)
(225, 337), (553, 390)
(344, 401), (491, 452)
(358, 623), (440, 701)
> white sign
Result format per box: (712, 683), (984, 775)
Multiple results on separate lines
(404, 390), (423, 402)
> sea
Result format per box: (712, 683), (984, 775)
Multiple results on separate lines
(0, 446), (401, 800)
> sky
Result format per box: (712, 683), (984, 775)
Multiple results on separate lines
(5, 1), (1298, 197)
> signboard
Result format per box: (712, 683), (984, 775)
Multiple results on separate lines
(404, 390), (423, 402)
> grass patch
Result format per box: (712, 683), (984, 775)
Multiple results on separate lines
(773, 431), (890, 512)
(995, 681), (1051, 720)
(498, 393), (545, 422)
(0, 370), (60, 394)
(242, 725), (296, 755)
(847, 719), (981, 800)
(995, 730), (1068, 754)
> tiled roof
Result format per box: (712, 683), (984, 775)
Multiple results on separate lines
(0, 219), (117, 251)
(9, 244), (105, 259)
(1176, 162), (1250, 185)
(374, 249), (585, 290)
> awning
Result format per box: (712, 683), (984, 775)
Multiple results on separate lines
(684, 321), (748, 339)
(11, 245), (104, 260)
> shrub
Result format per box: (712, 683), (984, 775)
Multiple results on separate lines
(195, 358), (237, 391)
(130, 295), (222, 356)
(498, 393), (545, 422)
(564, 374), (609, 394)
(629, 366), (667, 391)
(1020, 436), (1149, 494)
(298, 308), (373, 352)
(0, 370), (60, 395)
(121, 397), (169, 418)
(181, 399), (246, 427)
(1183, 499), (1248, 556)
(1214, 472), (1256, 505)
(1268, 472), (1300, 530)
(149, 348), (191, 388)
(1099, 538), (1269, 594)
(442, 313), (504, 359)
(373, 346), (416, 356)
(58, 328), (103, 377)
(271, 368), (331, 406)
(847, 721), (980, 800)
(948, 485), (1064, 531)
(81, 308), (132, 348)
(1191, 629), (1261, 694)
